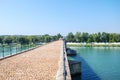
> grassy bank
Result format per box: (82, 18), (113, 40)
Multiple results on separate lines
(67, 43), (120, 47)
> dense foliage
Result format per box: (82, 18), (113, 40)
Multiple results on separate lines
(66, 32), (120, 43)
(0, 33), (63, 45)
(0, 32), (120, 45)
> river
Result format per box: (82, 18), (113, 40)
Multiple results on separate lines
(68, 47), (120, 80)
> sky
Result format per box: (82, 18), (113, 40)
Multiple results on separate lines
(0, 0), (120, 36)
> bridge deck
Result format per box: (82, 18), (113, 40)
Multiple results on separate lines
(0, 40), (63, 80)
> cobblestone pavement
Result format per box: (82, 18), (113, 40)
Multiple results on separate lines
(0, 40), (63, 80)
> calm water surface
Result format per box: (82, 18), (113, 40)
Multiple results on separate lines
(68, 47), (120, 80)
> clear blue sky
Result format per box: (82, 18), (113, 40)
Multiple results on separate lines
(0, 0), (120, 36)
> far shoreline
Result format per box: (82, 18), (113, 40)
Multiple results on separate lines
(67, 42), (120, 47)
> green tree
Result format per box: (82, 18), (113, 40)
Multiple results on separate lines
(66, 32), (75, 42)
(18, 36), (29, 45)
(44, 36), (51, 42)
(4, 36), (13, 45)
(116, 34), (120, 42)
(101, 32), (109, 42)
(97, 32), (102, 42)
(51, 35), (57, 41)
(31, 36), (40, 44)
(75, 32), (81, 42)
(81, 32), (89, 42)
(0, 37), (3, 44)
(56, 33), (63, 39)
(87, 34), (94, 43)
(93, 33), (98, 42)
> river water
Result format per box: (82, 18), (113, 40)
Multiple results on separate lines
(68, 47), (120, 80)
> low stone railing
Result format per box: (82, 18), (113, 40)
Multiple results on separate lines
(56, 40), (71, 80)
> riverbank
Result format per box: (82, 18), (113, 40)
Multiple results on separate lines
(67, 42), (120, 47)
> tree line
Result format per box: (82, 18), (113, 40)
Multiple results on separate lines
(0, 33), (63, 45)
(66, 32), (120, 43)
(0, 32), (120, 45)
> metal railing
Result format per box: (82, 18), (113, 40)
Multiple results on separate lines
(0, 43), (39, 59)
